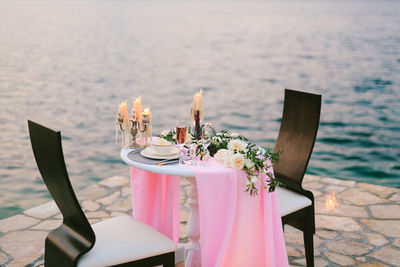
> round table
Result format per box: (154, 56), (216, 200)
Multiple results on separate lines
(121, 148), (201, 267)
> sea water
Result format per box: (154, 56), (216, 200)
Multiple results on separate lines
(0, 0), (399, 219)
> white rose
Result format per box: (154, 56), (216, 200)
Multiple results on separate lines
(227, 139), (248, 152)
(185, 134), (192, 144)
(161, 130), (171, 136)
(244, 158), (255, 170)
(230, 153), (245, 170)
(214, 149), (232, 167)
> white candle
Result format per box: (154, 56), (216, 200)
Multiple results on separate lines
(133, 96), (142, 122)
(118, 101), (129, 131)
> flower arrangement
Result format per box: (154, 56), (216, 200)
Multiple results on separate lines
(159, 128), (282, 196)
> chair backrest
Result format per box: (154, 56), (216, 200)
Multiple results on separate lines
(273, 89), (321, 192)
(28, 120), (95, 265)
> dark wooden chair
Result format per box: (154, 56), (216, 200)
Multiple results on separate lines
(28, 120), (176, 267)
(273, 89), (321, 267)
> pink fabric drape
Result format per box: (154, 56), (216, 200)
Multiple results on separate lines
(187, 158), (288, 267)
(130, 167), (180, 243)
(130, 158), (288, 266)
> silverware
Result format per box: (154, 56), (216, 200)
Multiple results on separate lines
(157, 160), (179, 166)
(154, 158), (178, 164)
(129, 149), (142, 155)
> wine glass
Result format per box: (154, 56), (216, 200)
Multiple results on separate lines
(188, 143), (197, 165)
(176, 120), (187, 165)
(201, 123), (212, 161)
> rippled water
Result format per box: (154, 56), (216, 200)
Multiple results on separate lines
(1, 0), (399, 219)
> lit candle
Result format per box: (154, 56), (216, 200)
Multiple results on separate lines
(325, 192), (337, 211)
(133, 96), (142, 122)
(142, 107), (151, 122)
(142, 107), (151, 146)
(118, 101), (129, 131)
(191, 89), (203, 139)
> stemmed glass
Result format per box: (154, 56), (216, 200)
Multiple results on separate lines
(176, 120), (187, 165)
(201, 123), (212, 162)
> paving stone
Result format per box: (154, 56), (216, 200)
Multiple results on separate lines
(106, 198), (132, 212)
(122, 187), (131, 197)
(316, 215), (363, 232)
(340, 188), (387, 206)
(0, 231), (47, 266)
(312, 190), (323, 198)
(33, 258), (44, 267)
(392, 238), (400, 248)
(314, 257), (328, 267)
(54, 213), (63, 219)
(370, 204), (400, 219)
(284, 228), (303, 245)
(325, 252), (356, 265)
(315, 200), (368, 218)
(99, 176), (129, 188)
(389, 193), (400, 202)
(325, 239), (373, 256)
(314, 236), (323, 248)
(31, 220), (62, 231)
(356, 262), (385, 267)
(356, 256), (366, 262)
(97, 191), (121, 205)
(286, 246), (302, 257)
(314, 248), (321, 256)
(342, 232), (364, 242)
(361, 219), (400, 237)
(357, 183), (399, 197)
(316, 230), (337, 240)
(0, 214), (40, 233)
(323, 177), (355, 187)
(303, 174), (321, 182)
(369, 246), (400, 266)
(365, 233), (388, 246)
(292, 258), (306, 266)
(324, 184), (347, 193)
(85, 211), (109, 219)
(77, 184), (108, 200)
(81, 200), (100, 212)
(303, 181), (324, 190)
(88, 218), (101, 224)
(0, 251), (9, 265)
(23, 201), (59, 219)
(110, 212), (129, 218)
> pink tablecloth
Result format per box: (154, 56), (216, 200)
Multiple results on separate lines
(130, 159), (288, 267)
(130, 167), (180, 243)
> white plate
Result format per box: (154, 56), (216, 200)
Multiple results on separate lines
(140, 146), (180, 160)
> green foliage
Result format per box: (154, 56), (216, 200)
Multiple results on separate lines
(159, 126), (283, 196)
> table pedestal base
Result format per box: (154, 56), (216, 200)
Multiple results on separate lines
(183, 176), (201, 267)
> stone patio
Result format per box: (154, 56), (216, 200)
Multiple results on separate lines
(0, 174), (399, 267)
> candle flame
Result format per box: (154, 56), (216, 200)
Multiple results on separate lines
(143, 107), (150, 114)
(325, 192), (337, 211)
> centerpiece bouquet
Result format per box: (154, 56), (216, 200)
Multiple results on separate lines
(159, 127), (282, 196)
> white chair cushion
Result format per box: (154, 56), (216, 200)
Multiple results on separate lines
(276, 187), (312, 217)
(77, 215), (176, 267)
